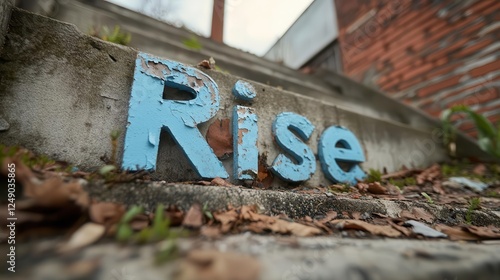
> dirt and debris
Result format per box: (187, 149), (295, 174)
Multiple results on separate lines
(1, 145), (500, 278)
(2, 146), (500, 242)
(197, 57), (216, 70)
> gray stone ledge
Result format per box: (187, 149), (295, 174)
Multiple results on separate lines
(86, 182), (500, 227)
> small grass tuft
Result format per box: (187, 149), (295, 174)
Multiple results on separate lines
(465, 197), (481, 224)
(365, 169), (382, 183)
(421, 192), (434, 204)
(182, 35), (203, 51)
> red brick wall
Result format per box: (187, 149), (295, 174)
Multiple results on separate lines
(335, 0), (499, 137)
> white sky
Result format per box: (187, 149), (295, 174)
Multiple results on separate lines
(105, 0), (313, 56)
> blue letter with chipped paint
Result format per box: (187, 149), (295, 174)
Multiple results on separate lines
(318, 126), (366, 184)
(270, 112), (316, 182)
(122, 53), (228, 178)
(233, 105), (258, 180)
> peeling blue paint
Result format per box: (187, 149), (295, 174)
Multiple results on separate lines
(232, 80), (257, 101)
(233, 105), (258, 180)
(122, 52), (228, 179)
(318, 126), (366, 184)
(270, 112), (316, 182)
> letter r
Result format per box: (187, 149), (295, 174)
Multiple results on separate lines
(122, 52), (228, 179)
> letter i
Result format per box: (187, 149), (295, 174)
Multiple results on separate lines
(232, 80), (258, 180)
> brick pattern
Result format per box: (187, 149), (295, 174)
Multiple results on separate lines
(334, 0), (500, 137)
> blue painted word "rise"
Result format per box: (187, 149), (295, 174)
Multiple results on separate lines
(122, 53), (366, 184)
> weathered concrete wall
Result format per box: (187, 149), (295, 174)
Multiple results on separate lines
(0, 8), (135, 169)
(0, 9), (455, 187)
(30, 0), (444, 132)
(34, 0), (486, 161)
(0, 0), (14, 53)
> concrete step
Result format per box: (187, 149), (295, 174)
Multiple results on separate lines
(86, 182), (500, 227)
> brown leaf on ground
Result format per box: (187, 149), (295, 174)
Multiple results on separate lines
(183, 203), (203, 228)
(432, 182), (446, 195)
(356, 183), (369, 192)
(196, 180), (212, 186)
(197, 60), (212, 69)
(23, 176), (89, 209)
(318, 211), (338, 223)
(435, 224), (480, 241)
(311, 220), (333, 234)
(465, 225), (500, 239)
(164, 205), (185, 226)
(367, 182), (387, 194)
(381, 169), (420, 180)
(0, 159), (89, 239)
(213, 209), (239, 233)
(176, 250), (260, 280)
(89, 202), (126, 226)
(385, 184), (402, 195)
(240, 205), (273, 223)
(416, 164), (441, 185)
(206, 119), (232, 158)
(211, 177), (232, 187)
(58, 223), (106, 253)
(331, 219), (401, 237)
(277, 220), (321, 237)
(238, 205), (321, 236)
(400, 207), (434, 223)
(388, 221), (412, 236)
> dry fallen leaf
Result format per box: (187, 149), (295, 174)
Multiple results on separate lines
(59, 223), (106, 253)
(206, 119), (232, 158)
(465, 225), (500, 239)
(351, 212), (361, 220)
(367, 182), (387, 194)
(24, 176), (89, 208)
(381, 169), (419, 180)
(388, 220), (412, 236)
(240, 205), (271, 222)
(164, 205), (185, 226)
(400, 207), (434, 223)
(275, 220), (321, 237)
(416, 164), (441, 185)
(331, 219), (401, 237)
(176, 250), (260, 280)
(214, 209), (239, 233)
(318, 211), (338, 223)
(197, 60), (212, 69)
(183, 203), (203, 228)
(435, 224), (480, 241)
(211, 177), (232, 187)
(89, 202), (126, 226)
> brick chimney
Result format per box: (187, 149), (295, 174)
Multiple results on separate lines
(210, 0), (224, 43)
